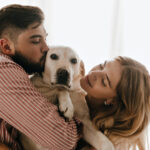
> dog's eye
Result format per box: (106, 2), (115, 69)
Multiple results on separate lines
(50, 54), (58, 60)
(70, 58), (77, 64)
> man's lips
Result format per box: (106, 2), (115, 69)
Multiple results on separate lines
(86, 75), (92, 87)
(40, 53), (47, 65)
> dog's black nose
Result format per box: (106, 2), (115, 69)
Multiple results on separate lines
(56, 69), (69, 85)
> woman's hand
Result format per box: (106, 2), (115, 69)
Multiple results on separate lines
(81, 145), (96, 150)
(0, 144), (10, 150)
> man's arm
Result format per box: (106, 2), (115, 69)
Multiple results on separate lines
(0, 59), (81, 149)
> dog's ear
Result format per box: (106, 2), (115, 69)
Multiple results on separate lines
(80, 60), (85, 76)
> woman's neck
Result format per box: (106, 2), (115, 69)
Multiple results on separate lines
(86, 95), (105, 119)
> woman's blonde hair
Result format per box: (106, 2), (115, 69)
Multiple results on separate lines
(93, 56), (150, 149)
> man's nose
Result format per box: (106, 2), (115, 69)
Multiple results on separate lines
(41, 42), (49, 53)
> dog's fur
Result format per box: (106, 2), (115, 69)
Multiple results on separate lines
(20, 46), (114, 150)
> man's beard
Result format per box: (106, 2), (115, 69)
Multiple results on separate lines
(11, 51), (47, 74)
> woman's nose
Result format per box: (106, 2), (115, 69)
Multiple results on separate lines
(89, 71), (97, 82)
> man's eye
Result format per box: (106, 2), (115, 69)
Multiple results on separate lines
(31, 41), (40, 44)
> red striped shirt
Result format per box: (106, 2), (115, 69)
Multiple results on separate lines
(0, 53), (81, 149)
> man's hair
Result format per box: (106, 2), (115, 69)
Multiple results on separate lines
(0, 4), (44, 38)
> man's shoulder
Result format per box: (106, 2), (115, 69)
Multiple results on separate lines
(0, 53), (14, 64)
(0, 53), (29, 81)
(0, 53), (26, 73)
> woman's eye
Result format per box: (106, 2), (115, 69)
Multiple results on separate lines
(102, 78), (106, 87)
(102, 77), (109, 87)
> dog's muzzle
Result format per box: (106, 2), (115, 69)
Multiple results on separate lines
(56, 68), (70, 87)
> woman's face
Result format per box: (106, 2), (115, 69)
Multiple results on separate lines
(80, 59), (122, 102)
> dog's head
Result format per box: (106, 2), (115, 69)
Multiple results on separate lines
(42, 46), (85, 90)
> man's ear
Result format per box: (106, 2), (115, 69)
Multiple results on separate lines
(0, 38), (15, 55)
(80, 60), (85, 77)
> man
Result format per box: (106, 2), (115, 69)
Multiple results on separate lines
(0, 4), (81, 150)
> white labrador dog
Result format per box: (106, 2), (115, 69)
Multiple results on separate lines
(20, 46), (114, 150)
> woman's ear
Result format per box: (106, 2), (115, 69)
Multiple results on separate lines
(0, 38), (15, 55)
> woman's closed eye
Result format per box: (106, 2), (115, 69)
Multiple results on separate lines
(102, 78), (106, 87)
(102, 76), (109, 87)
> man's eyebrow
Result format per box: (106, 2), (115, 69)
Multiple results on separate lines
(30, 33), (48, 39)
(30, 35), (42, 39)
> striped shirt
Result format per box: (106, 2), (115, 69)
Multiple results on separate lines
(0, 119), (22, 149)
(0, 53), (81, 150)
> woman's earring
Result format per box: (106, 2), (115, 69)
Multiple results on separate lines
(104, 99), (113, 106)
(104, 100), (110, 106)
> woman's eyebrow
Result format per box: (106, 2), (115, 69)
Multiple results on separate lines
(103, 61), (107, 67)
(104, 61), (112, 88)
(106, 74), (112, 88)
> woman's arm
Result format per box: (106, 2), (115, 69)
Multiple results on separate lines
(0, 144), (9, 150)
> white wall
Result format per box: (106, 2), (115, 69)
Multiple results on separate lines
(43, 0), (150, 73)
(46, 0), (114, 73)
(123, 0), (150, 72)
(1, 0), (150, 73)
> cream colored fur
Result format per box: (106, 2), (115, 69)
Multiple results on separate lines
(20, 46), (114, 150)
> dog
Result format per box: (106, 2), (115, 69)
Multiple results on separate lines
(20, 46), (114, 150)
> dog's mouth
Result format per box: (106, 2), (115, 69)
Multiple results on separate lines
(55, 68), (70, 88)
(51, 83), (70, 90)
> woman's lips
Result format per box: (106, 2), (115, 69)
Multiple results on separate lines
(86, 75), (92, 87)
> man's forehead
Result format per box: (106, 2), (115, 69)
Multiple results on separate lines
(21, 23), (47, 37)
(28, 22), (41, 29)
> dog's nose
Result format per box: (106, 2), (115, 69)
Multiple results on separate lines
(56, 69), (69, 85)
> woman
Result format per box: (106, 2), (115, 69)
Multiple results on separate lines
(79, 56), (150, 150)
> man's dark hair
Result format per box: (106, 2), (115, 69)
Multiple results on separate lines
(0, 4), (44, 37)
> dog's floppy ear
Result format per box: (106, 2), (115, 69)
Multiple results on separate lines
(80, 60), (85, 76)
